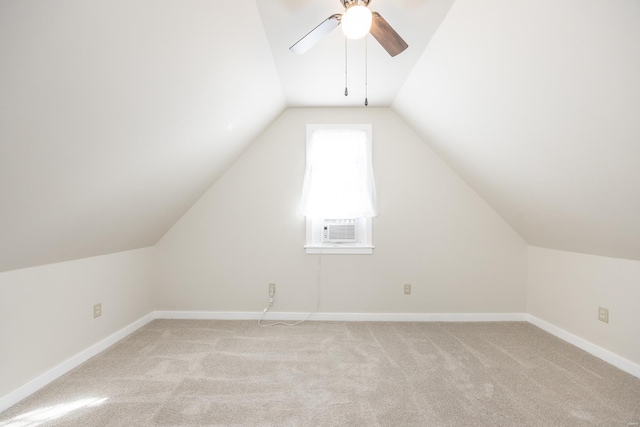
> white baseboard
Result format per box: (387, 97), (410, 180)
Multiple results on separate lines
(527, 314), (640, 379)
(0, 313), (155, 414)
(3, 311), (638, 415)
(153, 310), (529, 322)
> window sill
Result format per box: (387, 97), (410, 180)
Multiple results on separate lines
(304, 245), (374, 255)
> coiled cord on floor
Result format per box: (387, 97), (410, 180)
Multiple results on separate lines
(257, 246), (323, 327)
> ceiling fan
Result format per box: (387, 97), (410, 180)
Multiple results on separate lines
(290, 0), (408, 57)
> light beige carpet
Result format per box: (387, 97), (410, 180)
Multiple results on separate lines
(1, 320), (639, 426)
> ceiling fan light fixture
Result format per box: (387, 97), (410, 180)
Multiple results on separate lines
(341, 5), (372, 39)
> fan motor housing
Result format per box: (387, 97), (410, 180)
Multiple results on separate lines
(341, 0), (371, 9)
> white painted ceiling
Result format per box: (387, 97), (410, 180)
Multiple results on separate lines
(1, 0), (639, 272)
(394, 0), (640, 261)
(0, 0), (284, 271)
(256, 0), (455, 106)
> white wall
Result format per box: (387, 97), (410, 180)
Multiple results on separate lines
(528, 246), (640, 365)
(0, 247), (154, 398)
(154, 108), (527, 314)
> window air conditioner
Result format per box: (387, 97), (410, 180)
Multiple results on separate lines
(322, 219), (357, 243)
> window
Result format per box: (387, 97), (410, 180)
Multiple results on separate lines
(301, 124), (376, 254)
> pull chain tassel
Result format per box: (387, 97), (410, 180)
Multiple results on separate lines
(344, 38), (348, 96)
(364, 35), (368, 106)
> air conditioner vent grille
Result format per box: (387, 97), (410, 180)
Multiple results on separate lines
(328, 224), (356, 240)
(323, 219), (357, 243)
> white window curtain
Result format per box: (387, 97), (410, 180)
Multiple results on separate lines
(300, 128), (377, 219)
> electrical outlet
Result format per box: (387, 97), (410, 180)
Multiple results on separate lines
(598, 306), (609, 323)
(404, 284), (411, 295)
(93, 303), (102, 318)
(269, 283), (276, 297)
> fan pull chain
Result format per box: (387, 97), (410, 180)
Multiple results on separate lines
(364, 35), (368, 106)
(344, 38), (349, 96)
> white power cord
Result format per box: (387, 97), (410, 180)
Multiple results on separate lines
(257, 247), (323, 327)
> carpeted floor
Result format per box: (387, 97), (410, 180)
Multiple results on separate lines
(1, 320), (639, 426)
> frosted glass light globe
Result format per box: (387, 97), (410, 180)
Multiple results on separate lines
(341, 5), (372, 39)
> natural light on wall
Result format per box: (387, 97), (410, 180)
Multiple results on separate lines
(301, 125), (376, 254)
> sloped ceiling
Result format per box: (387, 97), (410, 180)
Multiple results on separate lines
(0, 0), (284, 272)
(1, 0), (639, 272)
(256, 0), (455, 106)
(394, 0), (640, 261)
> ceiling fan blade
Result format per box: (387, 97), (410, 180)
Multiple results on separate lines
(290, 14), (342, 55)
(370, 12), (408, 57)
